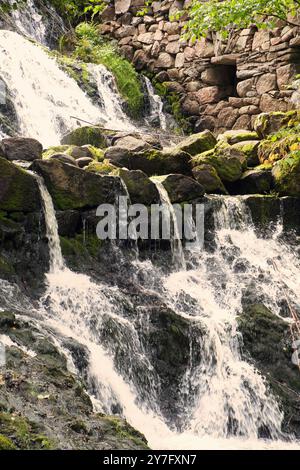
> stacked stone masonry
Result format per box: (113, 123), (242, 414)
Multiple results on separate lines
(100, 0), (300, 133)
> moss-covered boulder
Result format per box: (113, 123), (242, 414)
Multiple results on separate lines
(231, 168), (274, 195)
(192, 164), (227, 194)
(48, 153), (78, 166)
(105, 146), (191, 176)
(155, 174), (205, 203)
(61, 126), (108, 148)
(43, 144), (104, 162)
(0, 137), (43, 162)
(31, 159), (124, 210)
(175, 130), (217, 156)
(258, 126), (300, 165)
(115, 168), (160, 205)
(272, 151), (300, 196)
(218, 129), (259, 145)
(0, 158), (41, 212)
(231, 140), (260, 167)
(238, 303), (300, 437)
(192, 145), (246, 183)
(254, 111), (298, 138)
(85, 159), (118, 175)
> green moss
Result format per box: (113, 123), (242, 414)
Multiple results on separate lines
(0, 412), (54, 450)
(60, 234), (102, 259)
(43, 145), (74, 159)
(258, 124), (300, 164)
(0, 256), (15, 277)
(61, 126), (108, 148)
(0, 435), (17, 450)
(272, 150), (300, 196)
(85, 159), (116, 174)
(101, 416), (148, 449)
(154, 82), (189, 133)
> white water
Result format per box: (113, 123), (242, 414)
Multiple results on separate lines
(144, 76), (167, 131)
(0, 30), (136, 146)
(7, 0), (47, 44)
(26, 179), (299, 449)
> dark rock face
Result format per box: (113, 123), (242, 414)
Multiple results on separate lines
(0, 158), (41, 212)
(0, 137), (43, 162)
(115, 168), (160, 205)
(158, 173), (205, 203)
(230, 168), (274, 194)
(238, 303), (300, 438)
(0, 312), (148, 450)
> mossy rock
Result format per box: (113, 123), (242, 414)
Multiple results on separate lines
(105, 146), (192, 176)
(254, 110), (298, 138)
(218, 129), (259, 145)
(0, 157), (41, 213)
(61, 126), (108, 149)
(115, 168), (160, 205)
(0, 435), (17, 450)
(85, 159), (118, 175)
(258, 126), (300, 165)
(31, 159), (123, 210)
(192, 164), (227, 194)
(175, 130), (217, 156)
(192, 145), (246, 183)
(272, 150), (300, 196)
(231, 168), (273, 195)
(0, 255), (15, 278)
(231, 140), (260, 167)
(155, 173), (204, 203)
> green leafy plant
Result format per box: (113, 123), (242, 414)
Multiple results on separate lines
(175, 0), (300, 39)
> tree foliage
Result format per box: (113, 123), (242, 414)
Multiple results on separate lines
(178, 0), (300, 39)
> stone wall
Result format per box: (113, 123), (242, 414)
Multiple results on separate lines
(100, 0), (300, 133)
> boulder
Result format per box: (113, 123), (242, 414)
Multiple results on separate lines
(175, 130), (217, 156)
(31, 159), (124, 210)
(61, 127), (108, 149)
(76, 157), (94, 168)
(0, 137), (43, 162)
(112, 136), (151, 153)
(232, 168), (273, 194)
(192, 164), (227, 194)
(156, 174), (205, 203)
(272, 151), (300, 196)
(192, 145), (246, 183)
(48, 153), (78, 166)
(218, 129), (259, 145)
(85, 160), (119, 175)
(115, 168), (160, 205)
(0, 157), (40, 212)
(104, 146), (191, 176)
(231, 140), (260, 167)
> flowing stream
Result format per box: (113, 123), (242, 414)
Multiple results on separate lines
(1, 2), (300, 450)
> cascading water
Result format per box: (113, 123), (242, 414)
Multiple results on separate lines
(7, 0), (48, 44)
(144, 76), (167, 131)
(0, 30), (137, 146)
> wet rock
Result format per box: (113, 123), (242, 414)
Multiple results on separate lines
(238, 303), (300, 437)
(31, 159), (124, 210)
(0, 158), (41, 212)
(76, 157), (94, 168)
(0, 137), (43, 162)
(157, 174), (205, 202)
(218, 129), (259, 145)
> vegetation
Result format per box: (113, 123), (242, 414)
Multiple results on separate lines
(73, 23), (144, 118)
(179, 0), (300, 39)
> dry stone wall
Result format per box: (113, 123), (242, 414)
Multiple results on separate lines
(100, 0), (300, 133)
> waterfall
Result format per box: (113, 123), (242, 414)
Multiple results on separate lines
(88, 64), (136, 133)
(7, 0), (47, 44)
(1, 177), (300, 448)
(0, 30), (136, 146)
(144, 77), (167, 131)
(151, 178), (186, 271)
